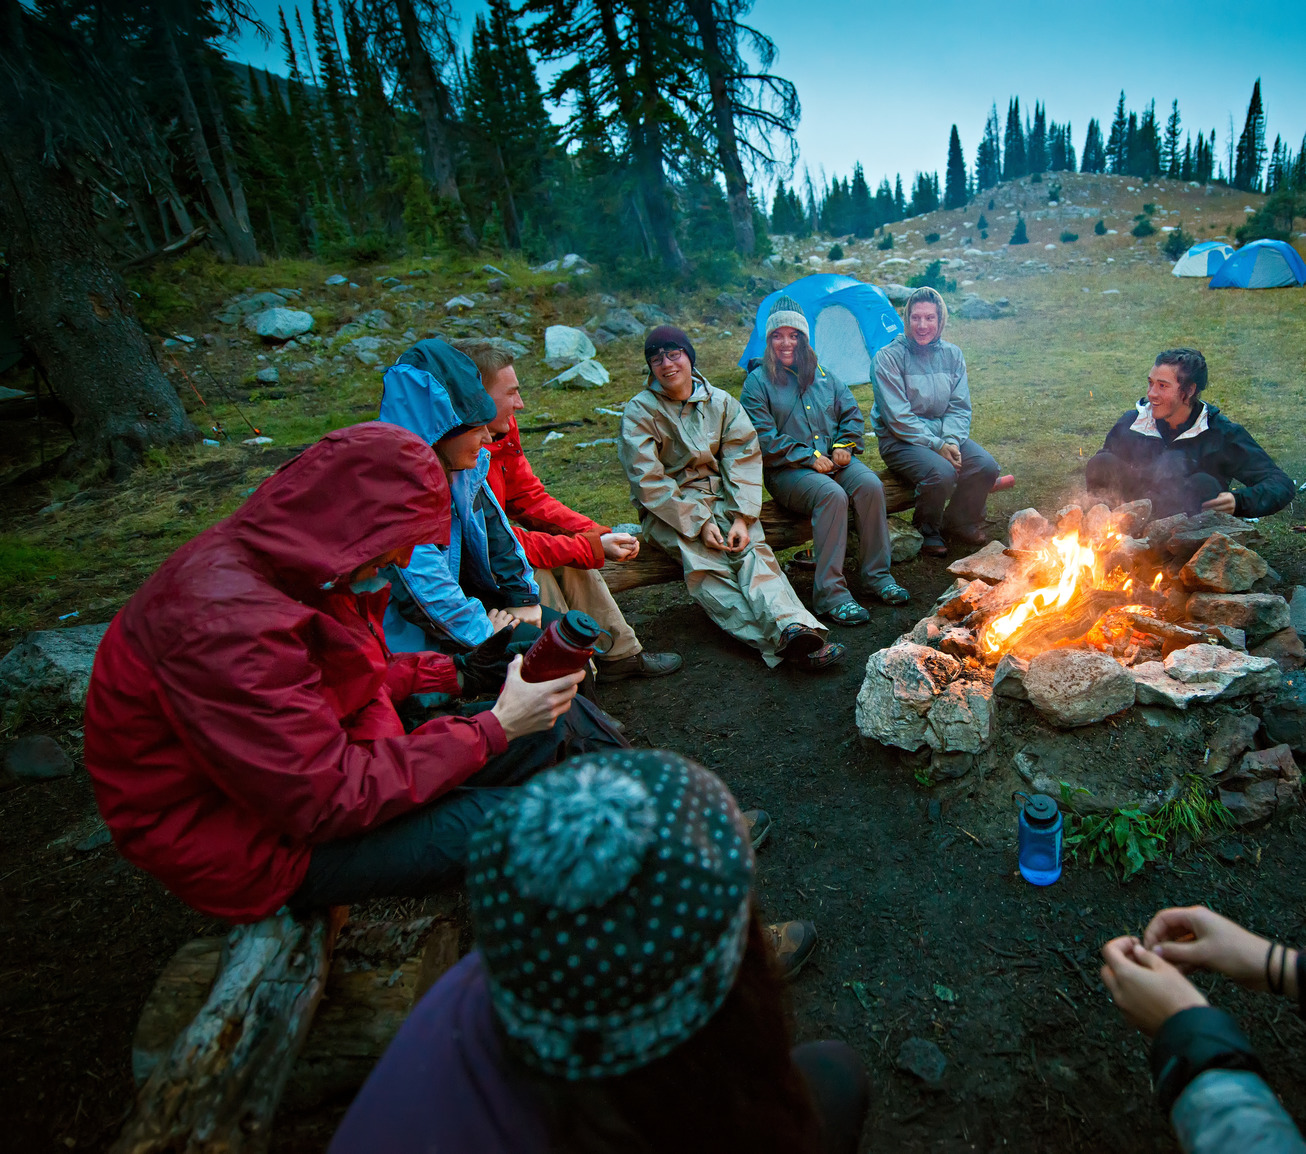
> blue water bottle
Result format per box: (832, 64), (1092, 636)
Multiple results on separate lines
(1016, 793), (1063, 886)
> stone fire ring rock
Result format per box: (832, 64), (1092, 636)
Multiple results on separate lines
(1023, 648), (1136, 728)
(855, 643), (993, 754)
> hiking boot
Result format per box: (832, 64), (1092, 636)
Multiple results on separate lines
(776, 623), (824, 660)
(742, 808), (773, 850)
(791, 640), (846, 673)
(921, 535), (948, 557)
(598, 651), (683, 681)
(765, 920), (819, 981)
(945, 524), (990, 548)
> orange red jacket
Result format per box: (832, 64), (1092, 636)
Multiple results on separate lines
(485, 417), (609, 571)
(84, 424), (506, 921)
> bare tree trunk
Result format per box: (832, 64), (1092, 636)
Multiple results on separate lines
(685, 0), (755, 256)
(394, 0), (476, 248)
(595, 0), (688, 274)
(0, 105), (196, 474)
(158, 17), (259, 264)
(196, 51), (259, 261)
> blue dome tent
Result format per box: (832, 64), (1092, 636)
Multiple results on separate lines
(738, 274), (903, 386)
(1208, 239), (1306, 289)
(1171, 240), (1233, 277)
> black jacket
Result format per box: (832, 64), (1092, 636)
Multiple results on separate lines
(1097, 400), (1295, 518)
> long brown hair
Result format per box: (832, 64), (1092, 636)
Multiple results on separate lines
(763, 328), (819, 390)
(523, 910), (821, 1154)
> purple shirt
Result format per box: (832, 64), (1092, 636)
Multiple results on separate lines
(330, 952), (549, 1154)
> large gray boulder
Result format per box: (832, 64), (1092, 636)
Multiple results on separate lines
(1024, 648), (1135, 727)
(544, 325), (596, 369)
(0, 622), (110, 718)
(548, 359), (610, 389)
(595, 308), (644, 340)
(1179, 532), (1268, 593)
(855, 643), (992, 754)
(953, 296), (1003, 320)
(247, 307), (314, 342)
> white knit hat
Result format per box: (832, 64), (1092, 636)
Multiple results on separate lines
(764, 295), (809, 340)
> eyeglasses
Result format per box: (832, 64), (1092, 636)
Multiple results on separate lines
(648, 347), (686, 368)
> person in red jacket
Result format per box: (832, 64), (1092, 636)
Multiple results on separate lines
(83, 423), (616, 923)
(453, 338), (681, 682)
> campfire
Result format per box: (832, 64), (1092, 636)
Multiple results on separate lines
(855, 497), (1302, 819)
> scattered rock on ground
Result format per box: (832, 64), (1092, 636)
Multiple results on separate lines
(4, 734), (73, 780)
(594, 308), (644, 340)
(255, 366), (279, 384)
(0, 623), (110, 718)
(1024, 648), (1136, 727)
(1180, 532), (1268, 593)
(1203, 714), (1263, 778)
(880, 284), (910, 304)
(247, 307), (314, 342)
(947, 541), (1013, 583)
(359, 309), (394, 330)
(544, 325), (596, 368)
(444, 295), (476, 314)
(953, 296), (1003, 320)
(1186, 593), (1291, 647)
(888, 518), (923, 562)
(631, 302), (674, 326)
(897, 1037), (947, 1085)
(549, 359), (610, 389)
(324, 274), (349, 286)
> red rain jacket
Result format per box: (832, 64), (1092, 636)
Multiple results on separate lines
(486, 417), (609, 570)
(84, 424), (507, 921)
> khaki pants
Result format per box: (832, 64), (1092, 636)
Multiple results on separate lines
(641, 509), (824, 668)
(533, 566), (642, 662)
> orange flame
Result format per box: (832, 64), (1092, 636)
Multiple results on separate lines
(1150, 572), (1163, 592)
(979, 532), (1102, 656)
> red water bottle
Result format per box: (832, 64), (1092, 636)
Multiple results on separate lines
(519, 611), (606, 682)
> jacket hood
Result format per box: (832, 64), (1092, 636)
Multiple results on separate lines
(229, 422), (451, 589)
(1129, 399), (1215, 443)
(904, 288), (948, 349)
(381, 338), (497, 445)
(646, 368), (710, 397)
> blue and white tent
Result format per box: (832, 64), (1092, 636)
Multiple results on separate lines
(1171, 240), (1233, 278)
(1208, 239), (1306, 289)
(737, 273), (902, 386)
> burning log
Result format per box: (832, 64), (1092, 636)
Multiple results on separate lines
(995, 589), (1131, 662)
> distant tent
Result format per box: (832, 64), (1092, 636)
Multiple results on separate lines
(1208, 239), (1306, 289)
(738, 274), (903, 385)
(1171, 241), (1233, 278)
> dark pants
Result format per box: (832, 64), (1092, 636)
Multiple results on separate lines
(766, 459), (893, 612)
(795, 1040), (870, 1154)
(1086, 449), (1222, 518)
(877, 436), (999, 541)
(290, 699), (628, 910)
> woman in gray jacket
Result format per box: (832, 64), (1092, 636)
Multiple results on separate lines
(742, 297), (909, 625)
(871, 287), (1007, 557)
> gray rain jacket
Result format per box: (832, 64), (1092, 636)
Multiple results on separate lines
(870, 333), (972, 451)
(740, 363), (865, 472)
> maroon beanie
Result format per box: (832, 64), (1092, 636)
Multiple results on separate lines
(643, 324), (696, 368)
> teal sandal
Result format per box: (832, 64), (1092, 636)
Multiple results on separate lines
(821, 600), (872, 626)
(872, 581), (911, 606)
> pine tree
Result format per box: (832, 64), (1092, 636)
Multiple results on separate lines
(1081, 119), (1105, 173)
(1181, 137), (1193, 181)
(1027, 102), (1047, 174)
(1234, 79), (1266, 191)
(975, 104), (1001, 191)
(894, 174), (905, 219)
(850, 163), (875, 236)
(1135, 101), (1161, 177)
(944, 125), (967, 209)
(1163, 99), (1182, 177)
(910, 171), (939, 215)
(875, 177), (895, 224)
(1003, 97), (1026, 180)
(1009, 214), (1028, 244)
(1105, 92), (1128, 174)
(1266, 135), (1286, 192)
(1124, 111), (1139, 176)
(770, 179), (791, 233)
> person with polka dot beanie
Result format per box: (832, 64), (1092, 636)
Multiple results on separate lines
(330, 750), (869, 1154)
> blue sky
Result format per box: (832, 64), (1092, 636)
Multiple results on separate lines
(227, 0), (1306, 194)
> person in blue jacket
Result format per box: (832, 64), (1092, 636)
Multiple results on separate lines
(1102, 904), (1306, 1154)
(379, 338), (548, 655)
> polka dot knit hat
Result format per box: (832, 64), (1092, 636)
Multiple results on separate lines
(466, 749), (755, 1080)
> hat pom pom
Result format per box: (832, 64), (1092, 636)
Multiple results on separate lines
(508, 763), (658, 912)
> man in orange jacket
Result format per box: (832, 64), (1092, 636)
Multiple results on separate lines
(453, 339), (681, 682)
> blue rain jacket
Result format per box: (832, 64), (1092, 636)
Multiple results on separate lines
(378, 348), (538, 652)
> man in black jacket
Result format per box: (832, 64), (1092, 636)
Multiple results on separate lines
(1087, 348), (1294, 518)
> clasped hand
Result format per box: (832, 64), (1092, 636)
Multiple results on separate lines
(601, 531), (640, 562)
(700, 516), (750, 552)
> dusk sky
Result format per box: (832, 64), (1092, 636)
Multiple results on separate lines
(226, 0), (1306, 195)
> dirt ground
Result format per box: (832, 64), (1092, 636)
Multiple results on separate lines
(4, 525), (1306, 1153)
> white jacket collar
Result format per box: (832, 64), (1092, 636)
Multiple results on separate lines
(1129, 400), (1209, 442)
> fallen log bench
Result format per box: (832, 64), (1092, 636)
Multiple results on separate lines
(117, 909), (464, 1153)
(601, 470), (916, 594)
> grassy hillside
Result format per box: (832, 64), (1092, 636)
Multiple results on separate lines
(1, 172), (1303, 642)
